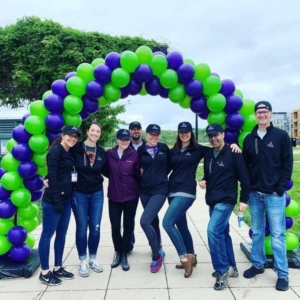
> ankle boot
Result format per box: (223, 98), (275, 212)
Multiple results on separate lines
(121, 253), (130, 271)
(176, 253), (197, 269)
(180, 253), (194, 278)
(111, 252), (121, 268)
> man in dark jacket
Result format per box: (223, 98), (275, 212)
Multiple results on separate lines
(242, 101), (293, 291)
(199, 123), (250, 291)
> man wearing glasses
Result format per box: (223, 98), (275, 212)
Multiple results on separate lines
(242, 101), (293, 291)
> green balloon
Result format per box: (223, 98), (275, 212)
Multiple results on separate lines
(42, 90), (52, 100)
(18, 202), (39, 219)
(139, 84), (148, 96)
(32, 151), (47, 167)
(285, 199), (300, 217)
(63, 112), (82, 127)
(29, 134), (49, 154)
(24, 115), (46, 135)
(63, 95), (83, 114)
(37, 166), (48, 177)
(0, 236), (12, 256)
(168, 84), (186, 103)
(66, 76), (86, 97)
(207, 111), (226, 125)
(98, 96), (110, 108)
(29, 100), (49, 119)
(264, 236), (273, 255)
(285, 232), (299, 251)
(25, 233), (36, 249)
(1, 171), (23, 190)
(111, 68), (130, 88)
(120, 51), (139, 73)
(160, 69), (178, 89)
(207, 93), (226, 112)
(238, 99), (255, 117)
(11, 187), (31, 208)
(149, 55), (168, 76)
(184, 59), (196, 67)
(77, 63), (95, 83)
(234, 88), (244, 98)
(104, 83), (121, 102)
(179, 96), (192, 109)
(203, 75), (222, 96)
(136, 46), (153, 64)
(242, 114), (257, 132)
(1, 153), (20, 172)
(91, 58), (104, 67)
(0, 219), (14, 235)
(194, 63), (211, 81)
(238, 131), (250, 148)
(17, 217), (38, 233)
(6, 138), (17, 153)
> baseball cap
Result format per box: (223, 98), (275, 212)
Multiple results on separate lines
(178, 121), (192, 132)
(129, 121), (142, 130)
(254, 101), (272, 112)
(206, 123), (224, 136)
(146, 124), (161, 134)
(116, 129), (130, 140)
(62, 126), (81, 137)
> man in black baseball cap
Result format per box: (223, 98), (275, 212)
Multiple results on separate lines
(129, 121), (142, 130)
(254, 101), (272, 112)
(206, 123), (224, 136)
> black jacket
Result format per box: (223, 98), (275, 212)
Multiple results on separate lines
(43, 144), (74, 204)
(242, 123), (293, 196)
(203, 144), (250, 206)
(169, 144), (211, 195)
(71, 141), (107, 193)
(137, 142), (171, 195)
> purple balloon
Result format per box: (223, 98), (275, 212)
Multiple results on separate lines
(0, 168), (6, 180)
(44, 94), (64, 114)
(12, 125), (32, 143)
(45, 113), (64, 131)
(185, 80), (203, 98)
(0, 185), (11, 200)
(153, 51), (167, 57)
(249, 228), (253, 239)
(120, 88), (129, 99)
(159, 87), (169, 99)
(198, 108), (210, 120)
(224, 129), (238, 144)
(18, 161), (38, 179)
(167, 51), (183, 71)
(9, 245), (31, 263)
(225, 113), (244, 130)
(105, 52), (121, 71)
(0, 199), (17, 218)
(145, 76), (162, 96)
(31, 189), (44, 202)
(286, 217), (293, 229)
(126, 77), (142, 95)
(134, 64), (153, 83)
(94, 64), (112, 84)
(24, 175), (44, 192)
(7, 226), (28, 246)
(225, 95), (243, 114)
(79, 110), (90, 121)
(82, 96), (99, 114)
(12, 143), (33, 162)
(285, 179), (293, 191)
(220, 79), (235, 97)
(65, 71), (77, 81)
(51, 79), (69, 98)
(177, 63), (195, 84)
(86, 80), (104, 99)
(21, 113), (31, 125)
(190, 96), (207, 114)
(46, 130), (62, 144)
(285, 192), (291, 207)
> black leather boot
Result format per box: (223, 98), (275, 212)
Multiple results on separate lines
(121, 253), (130, 271)
(111, 252), (121, 268)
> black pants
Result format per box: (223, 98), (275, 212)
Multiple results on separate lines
(109, 198), (139, 254)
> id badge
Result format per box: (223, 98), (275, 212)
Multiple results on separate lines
(71, 172), (78, 182)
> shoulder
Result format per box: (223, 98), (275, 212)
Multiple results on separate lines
(158, 142), (169, 150)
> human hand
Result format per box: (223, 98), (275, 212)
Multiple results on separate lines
(199, 180), (206, 189)
(43, 179), (49, 188)
(239, 202), (248, 212)
(230, 143), (241, 153)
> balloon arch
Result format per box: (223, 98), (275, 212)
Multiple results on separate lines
(0, 45), (298, 263)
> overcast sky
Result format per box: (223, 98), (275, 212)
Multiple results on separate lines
(1, 0), (299, 130)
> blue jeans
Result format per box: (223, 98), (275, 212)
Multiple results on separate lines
(208, 203), (236, 275)
(38, 200), (71, 270)
(72, 190), (104, 260)
(163, 196), (195, 258)
(249, 191), (288, 278)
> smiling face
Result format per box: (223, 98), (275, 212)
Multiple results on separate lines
(146, 133), (160, 146)
(178, 131), (191, 144)
(61, 133), (79, 149)
(87, 123), (101, 143)
(117, 138), (130, 151)
(255, 105), (272, 127)
(208, 132), (225, 151)
(130, 126), (142, 141)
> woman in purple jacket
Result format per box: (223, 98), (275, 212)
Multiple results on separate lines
(106, 129), (141, 271)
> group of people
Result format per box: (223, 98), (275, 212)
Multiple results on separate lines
(38, 100), (293, 292)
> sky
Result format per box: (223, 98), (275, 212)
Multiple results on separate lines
(1, 0), (300, 130)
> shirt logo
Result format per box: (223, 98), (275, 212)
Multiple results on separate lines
(127, 160), (132, 163)
(185, 152), (191, 156)
(267, 142), (274, 148)
(217, 161), (225, 167)
(158, 151), (164, 155)
(97, 156), (102, 161)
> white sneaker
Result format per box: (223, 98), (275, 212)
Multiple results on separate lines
(79, 261), (89, 277)
(89, 258), (103, 273)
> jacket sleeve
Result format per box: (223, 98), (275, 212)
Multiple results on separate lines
(166, 147), (172, 175)
(134, 153), (141, 183)
(235, 153), (251, 204)
(101, 159), (109, 178)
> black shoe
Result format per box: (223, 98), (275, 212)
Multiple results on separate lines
(39, 271), (62, 286)
(53, 267), (75, 280)
(121, 253), (130, 271)
(111, 252), (122, 268)
(276, 277), (289, 291)
(243, 266), (265, 279)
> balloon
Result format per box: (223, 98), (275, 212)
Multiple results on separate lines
(249, 228), (253, 239)
(185, 80), (203, 98)
(190, 96), (207, 114)
(0, 199), (17, 218)
(168, 84), (186, 103)
(80, 110), (90, 121)
(0, 236), (12, 255)
(98, 96), (110, 108)
(285, 179), (293, 191)
(82, 96), (99, 114)
(285, 217), (293, 229)
(134, 64), (153, 83)
(45, 113), (65, 131)
(167, 51), (183, 70)
(264, 236), (273, 255)
(105, 52), (121, 71)
(12, 143), (33, 162)
(44, 94), (64, 114)
(66, 76), (86, 97)
(21, 112), (31, 125)
(194, 63), (211, 81)
(24, 115), (46, 135)
(238, 99), (255, 117)
(160, 69), (178, 89)
(32, 152), (47, 167)
(18, 161), (38, 179)
(238, 131), (250, 148)
(145, 76), (162, 96)
(18, 202), (39, 219)
(42, 90), (52, 100)
(234, 88), (244, 98)
(6, 138), (17, 153)
(25, 233), (36, 249)
(179, 96), (192, 109)
(29, 134), (49, 154)
(159, 87), (169, 99)
(0, 218), (14, 235)
(91, 58), (104, 67)
(77, 63), (95, 82)
(86, 80), (104, 99)
(126, 77), (142, 95)
(23, 175), (44, 192)
(149, 55), (168, 76)
(225, 95), (243, 114)
(198, 108), (210, 120)
(207, 93), (226, 112)
(226, 113), (244, 130)
(203, 75), (222, 96)
(224, 129), (238, 144)
(104, 83), (121, 102)
(242, 114), (257, 132)
(0, 184), (11, 200)
(17, 217), (38, 233)
(1, 171), (23, 190)
(37, 166), (48, 177)
(63, 112), (82, 127)
(0, 168), (6, 179)
(120, 88), (129, 99)
(207, 111), (226, 125)
(110, 68), (130, 88)
(153, 51), (166, 57)
(1, 153), (21, 172)
(12, 125), (31, 143)
(136, 46), (153, 64)
(64, 71), (77, 81)
(10, 187), (31, 208)
(9, 244), (31, 263)
(7, 226), (27, 246)
(177, 63), (195, 84)
(285, 232), (299, 251)
(29, 100), (49, 119)
(219, 79), (235, 97)
(94, 64), (112, 84)
(46, 130), (62, 144)
(184, 59), (195, 67)
(120, 51), (139, 73)
(51, 79), (69, 98)
(31, 189), (44, 202)
(63, 95), (83, 115)
(285, 199), (300, 217)
(285, 192), (291, 207)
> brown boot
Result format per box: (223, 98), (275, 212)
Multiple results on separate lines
(176, 254), (197, 269)
(180, 254), (194, 278)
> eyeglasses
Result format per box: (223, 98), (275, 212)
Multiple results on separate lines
(256, 110), (270, 116)
(67, 134), (79, 139)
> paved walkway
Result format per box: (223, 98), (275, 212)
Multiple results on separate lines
(1, 179), (300, 300)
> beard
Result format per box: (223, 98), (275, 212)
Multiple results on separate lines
(131, 135), (141, 142)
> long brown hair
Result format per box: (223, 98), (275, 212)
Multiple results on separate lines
(172, 131), (199, 153)
(49, 136), (63, 150)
